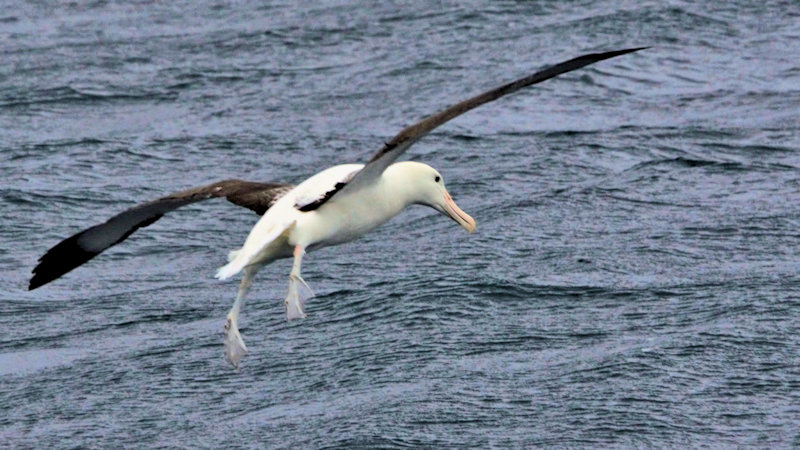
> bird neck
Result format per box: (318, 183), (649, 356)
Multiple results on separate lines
(380, 164), (425, 211)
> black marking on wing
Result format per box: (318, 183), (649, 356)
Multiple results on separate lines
(293, 168), (359, 212)
(296, 182), (348, 212)
(29, 179), (293, 290)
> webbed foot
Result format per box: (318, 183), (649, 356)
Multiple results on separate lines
(224, 314), (247, 369)
(284, 274), (314, 320)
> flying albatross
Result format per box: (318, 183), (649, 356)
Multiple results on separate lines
(30, 47), (645, 367)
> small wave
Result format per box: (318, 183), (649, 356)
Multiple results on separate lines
(9, 137), (115, 160)
(601, 193), (700, 208)
(627, 156), (721, 170)
(0, 85), (178, 109)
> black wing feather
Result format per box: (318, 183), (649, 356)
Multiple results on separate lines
(29, 179), (292, 290)
(300, 47), (647, 211)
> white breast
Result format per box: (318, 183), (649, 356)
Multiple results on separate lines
(290, 168), (407, 248)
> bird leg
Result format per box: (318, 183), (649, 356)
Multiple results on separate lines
(284, 245), (314, 320)
(224, 265), (257, 369)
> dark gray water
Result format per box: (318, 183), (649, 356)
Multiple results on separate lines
(2, 0), (799, 447)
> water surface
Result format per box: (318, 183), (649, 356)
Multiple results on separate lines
(1, 0), (799, 447)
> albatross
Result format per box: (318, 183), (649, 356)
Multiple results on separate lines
(30, 47), (645, 367)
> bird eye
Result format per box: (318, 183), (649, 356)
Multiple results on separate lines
(434, 176), (441, 183)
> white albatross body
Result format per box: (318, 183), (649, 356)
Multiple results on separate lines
(215, 161), (475, 367)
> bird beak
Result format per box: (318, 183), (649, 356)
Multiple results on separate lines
(440, 190), (476, 233)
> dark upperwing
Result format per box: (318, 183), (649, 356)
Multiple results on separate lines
(29, 180), (293, 290)
(305, 47), (648, 210)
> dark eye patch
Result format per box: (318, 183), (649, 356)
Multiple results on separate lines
(434, 176), (441, 183)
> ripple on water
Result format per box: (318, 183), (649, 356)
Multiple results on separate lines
(2, 0), (800, 447)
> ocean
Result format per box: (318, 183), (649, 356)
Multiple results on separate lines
(1, 0), (798, 447)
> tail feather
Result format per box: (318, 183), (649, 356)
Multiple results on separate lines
(216, 257), (245, 280)
(215, 220), (296, 281)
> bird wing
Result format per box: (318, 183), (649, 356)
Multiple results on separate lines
(29, 179), (293, 290)
(293, 165), (361, 212)
(299, 47), (647, 211)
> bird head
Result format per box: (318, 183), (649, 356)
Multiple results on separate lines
(390, 161), (476, 233)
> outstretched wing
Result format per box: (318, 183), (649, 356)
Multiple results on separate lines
(29, 179), (293, 290)
(301, 47), (647, 210)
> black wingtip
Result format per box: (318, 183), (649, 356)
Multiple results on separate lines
(619, 46), (650, 54)
(527, 46), (648, 89)
(29, 232), (100, 290)
(29, 277), (47, 291)
(589, 46), (649, 61)
(28, 213), (165, 290)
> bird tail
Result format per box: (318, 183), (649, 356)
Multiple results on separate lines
(216, 253), (246, 280)
(214, 248), (244, 280)
(215, 220), (296, 281)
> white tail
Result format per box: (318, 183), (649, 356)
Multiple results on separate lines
(215, 220), (296, 281)
(216, 257), (246, 280)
